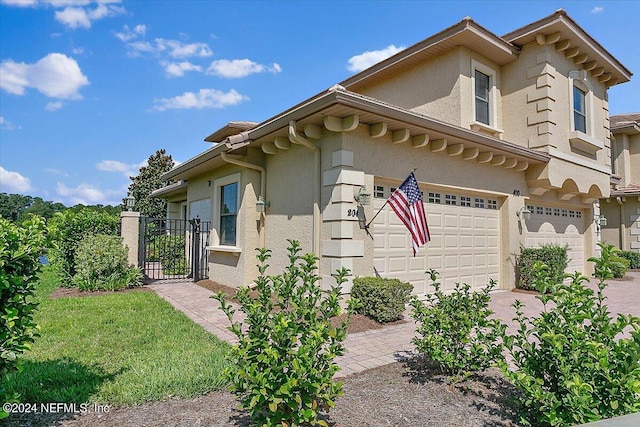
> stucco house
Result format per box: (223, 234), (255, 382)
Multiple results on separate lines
(600, 113), (640, 250)
(153, 10), (632, 296)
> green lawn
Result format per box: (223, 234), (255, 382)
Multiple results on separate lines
(1, 267), (231, 406)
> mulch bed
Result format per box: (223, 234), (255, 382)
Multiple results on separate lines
(195, 279), (405, 334)
(7, 360), (520, 427)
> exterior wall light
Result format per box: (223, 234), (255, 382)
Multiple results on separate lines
(517, 207), (531, 220)
(595, 214), (607, 233)
(354, 186), (371, 206)
(125, 195), (136, 211)
(256, 196), (270, 213)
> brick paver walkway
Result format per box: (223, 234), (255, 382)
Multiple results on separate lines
(148, 272), (640, 377)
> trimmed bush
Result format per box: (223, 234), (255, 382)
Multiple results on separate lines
(501, 244), (640, 426)
(516, 244), (568, 291)
(0, 216), (47, 419)
(72, 234), (142, 291)
(214, 240), (349, 426)
(351, 276), (413, 323)
(619, 250), (640, 269)
(410, 270), (505, 383)
(47, 209), (119, 286)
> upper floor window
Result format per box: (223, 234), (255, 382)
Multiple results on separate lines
(475, 70), (490, 125)
(471, 60), (501, 137)
(573, 86), (587, 133)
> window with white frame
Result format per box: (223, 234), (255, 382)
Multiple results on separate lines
(220, 182), (238, 245)
(471, 60), (498, 130)
(573, 86), (587, 133)
(213, 173), (241, 247)
(568, 70), (594, 136)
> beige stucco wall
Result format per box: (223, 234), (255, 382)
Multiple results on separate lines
(601, 198), (640, 252)
(355, 49), (464, 126)
(262, 142), (316, 277)
(627, 133), (640, 185)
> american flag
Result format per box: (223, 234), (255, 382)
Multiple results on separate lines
(388, 172), (430, 256)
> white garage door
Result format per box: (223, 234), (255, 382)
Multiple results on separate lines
(524, 204), (586, 275)
(189, 198), (212, 223)
(373, 183), (500, 296)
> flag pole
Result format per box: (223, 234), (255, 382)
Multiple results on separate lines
(364, 169), (418, 234)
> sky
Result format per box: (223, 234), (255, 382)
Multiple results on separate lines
(1, 0), (639, 207)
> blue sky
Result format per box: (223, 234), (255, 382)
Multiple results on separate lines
(1, 0), (638, 206)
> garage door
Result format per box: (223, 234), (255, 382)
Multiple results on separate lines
(524, 204), (586, 275)
(373, 183), (500, 296)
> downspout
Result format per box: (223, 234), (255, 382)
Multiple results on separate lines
(220, 151), (266, 248)
(289, 120), (321, 257)
(616, 197), (625, 250)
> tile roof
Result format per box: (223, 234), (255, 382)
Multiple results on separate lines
(611, 113), (640, 129)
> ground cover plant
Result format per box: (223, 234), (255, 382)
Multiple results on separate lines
(214, 240), (350, 427)
(501, 243), (640, 426)
(410, 270), (505, 383)
(0, 216), (47, 419)
(0, 267), (231, 414)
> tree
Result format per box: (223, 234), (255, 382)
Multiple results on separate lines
(125, 149), (175, 218)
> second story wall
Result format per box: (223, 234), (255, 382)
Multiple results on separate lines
(354, 48), (464, 126)
(502, 42), (611, 171)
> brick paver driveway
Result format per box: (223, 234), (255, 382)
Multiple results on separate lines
(148, 271), (640, 377)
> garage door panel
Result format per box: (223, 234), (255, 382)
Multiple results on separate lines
(388, 257), (407, 273)
(373, 186), (500, 295)
(459, 215), (473, 228)
(524, 205), (585, 275)
(388, 233), (407, 249)
(444, 214), (458, 228)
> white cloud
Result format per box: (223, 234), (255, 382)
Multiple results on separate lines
(0, 116), (21, 130)
(72, 47), (84, 54)
(114, 23), (146, 42)
(347, 44), (405, 72)
(45, 101), (63, 111)
(56, 181), (121, 205)
(151, 88), (248, 111)
(54, 2), (124, 29)
(44, 168), (70, 177)
(0, 167), (33, 193)
(161, 61), (202, 78)
(96, 159), (146, 177)
(126, 38), (213, 59)
(591, 6), (604, 13)
(0, 53), (89, 99)
(1, 0), (38, 6)
(206, 59), (282, 78)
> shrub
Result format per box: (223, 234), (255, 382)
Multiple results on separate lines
(214, 240), (349, 427)
(619, 250), (640, 269)
(351, 276), (412, 323)
(149, 234), (188, 275)
(47, 208), (119, 286)
(501, 244), (640, 426)
(72, 234), (142, 291)
(410, 270), (505, 382)
(0, 216), (47, 419)
(515, 244), (568, 291)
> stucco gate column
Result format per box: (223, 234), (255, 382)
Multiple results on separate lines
(120, 210), (141, 267)
(320, 150), (366, 293)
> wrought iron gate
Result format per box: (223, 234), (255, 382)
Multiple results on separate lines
(139, 217), (211, 282)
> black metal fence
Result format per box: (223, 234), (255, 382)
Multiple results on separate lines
(139, 217), (211, 282)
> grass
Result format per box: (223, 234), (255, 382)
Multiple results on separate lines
(1, 267), (231, 407)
